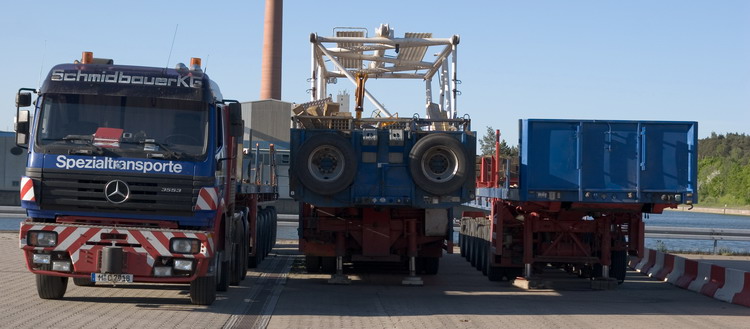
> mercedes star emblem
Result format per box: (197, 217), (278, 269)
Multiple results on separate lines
(104, 180), (130, 204)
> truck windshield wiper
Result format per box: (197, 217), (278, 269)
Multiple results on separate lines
(136, 139), (184, 160)
(61, 135), (105, 155)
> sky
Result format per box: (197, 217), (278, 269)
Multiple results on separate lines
(1, 0), (748, 146)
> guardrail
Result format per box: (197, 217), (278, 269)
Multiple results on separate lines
(646, 226), (750, 254)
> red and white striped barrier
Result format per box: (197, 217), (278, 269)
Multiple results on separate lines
(633, 248), (750, 308)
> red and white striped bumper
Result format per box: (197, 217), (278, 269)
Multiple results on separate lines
(19, 222), (215, 282)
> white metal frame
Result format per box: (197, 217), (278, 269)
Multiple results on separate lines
(309, 25), (460, 119)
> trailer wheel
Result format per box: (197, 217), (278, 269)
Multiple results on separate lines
(36, 274), (68, 299)
(190, 275), (216, 305)
(216, 251), (229, 292)
(487, 265), (503, 281)
(73, 277), (95, 286)
(469, 237), (478, 268)
(459, 233), (466, 257)
(409, 134), (468, 195)
(480, 241), (489, 275)
(305, 256), (321, 273)
(321, 256), (336, 274)
(422, 257), (440, 275)
(611, 250), (628, 284)
(295, 133), (357, 195)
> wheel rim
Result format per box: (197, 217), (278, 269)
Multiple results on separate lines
(307, 145), (346, 182)
(421, 146), (459, 183)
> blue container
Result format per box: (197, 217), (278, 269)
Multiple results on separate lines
(290, 125), (476, 208)
(516, 119), (698, 204)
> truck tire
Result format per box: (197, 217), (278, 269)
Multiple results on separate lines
(216, 251), (229, 292)
(409, 133), (468, 195)
(480, 241), (489, 275)
(459, 233), (466, 257)
(36, 274), (68, 299)
(305, 256), (321, 273)
(73, 277), (95, 286)
(230, 244), (241, 286)
(190, 275), (216, 305)
(295, 133), (357, 195)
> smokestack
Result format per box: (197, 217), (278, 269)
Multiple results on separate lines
(260, 0), (283, 100)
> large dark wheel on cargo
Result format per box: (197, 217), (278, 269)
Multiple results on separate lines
(73, 277), (95, 286)
(305, 255), (321, 273)
(239, 239), (248, 281)
(190, 275), (216, 305)
(216, 251), (229, 292)
(469, 237), (478, 268)
(409, 133), (468, 195)
(321, 256), (336, 274)
(36, 274), (68, 299)
(611, 250), (628, 284)
(269, 207), (278, 249)
(295, 133), (357, 195)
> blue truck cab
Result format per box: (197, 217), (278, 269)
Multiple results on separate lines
(15, 58), (227, 228)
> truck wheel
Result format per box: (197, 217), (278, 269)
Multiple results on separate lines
(36, 274), (68, 299)
(230, 244), (241, 286)
(321, 256), (336, 274)
(240, 240), (248, 281)
(305, 256), (321, 273)
(409, 133), (468, 195)
(73, 277), (95, 286)
(216, 251), (229, 292)
(295, 133), (357, 195)
(247, 254), (258, 268)
(469, 238), (478, 268)
(190, 275), (216, 305)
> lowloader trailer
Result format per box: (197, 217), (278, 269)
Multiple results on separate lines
(461, 120), (698, 287)
(290, 25), (476, 285)
(14, 52), (277, 305)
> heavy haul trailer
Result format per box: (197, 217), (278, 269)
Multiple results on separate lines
(461, 119), (698, 286)
(291, 25), (476, 285)
(13, 52), (277, 305)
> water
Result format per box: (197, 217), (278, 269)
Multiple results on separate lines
(644, 211), (750, 253)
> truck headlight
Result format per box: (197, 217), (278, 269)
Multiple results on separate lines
(170, 238), (200, 254)
(173, 259), (193, 271)
(28, 231), (58, 247)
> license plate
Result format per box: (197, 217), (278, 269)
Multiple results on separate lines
(92, 273), (134, 283)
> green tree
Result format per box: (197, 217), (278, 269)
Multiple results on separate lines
(479, 126), (496, 156)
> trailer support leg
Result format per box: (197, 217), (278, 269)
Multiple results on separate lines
(328, 231), (351, 285)
(402, 219), (424, 286)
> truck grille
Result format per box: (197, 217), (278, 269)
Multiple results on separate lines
(27, 168), (211, 217)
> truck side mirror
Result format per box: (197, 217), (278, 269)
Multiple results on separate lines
(228, 103), (244, 138)
(16, 92), (32, 107)
(15, 110), (30, 147)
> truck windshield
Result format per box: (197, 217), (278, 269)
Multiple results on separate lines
(36, 93), (209, 159)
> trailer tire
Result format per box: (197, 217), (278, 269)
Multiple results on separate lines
(36, 274), (68, 299)
(480, 241), (489, 275)
(305, 256), (321, 273)
(422, 257), (440, 275)
(321, 256), (336, 274)
(459, 233), (466, 257)
(190, 275), (216, 305)
(409, 134), (468, 195)
(469, 237), (478, 268)
(73, 277), (95, 286)
(487, 265), (503, 281)
(295, 133), (357, 195)
(611, 250), (627, 284)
